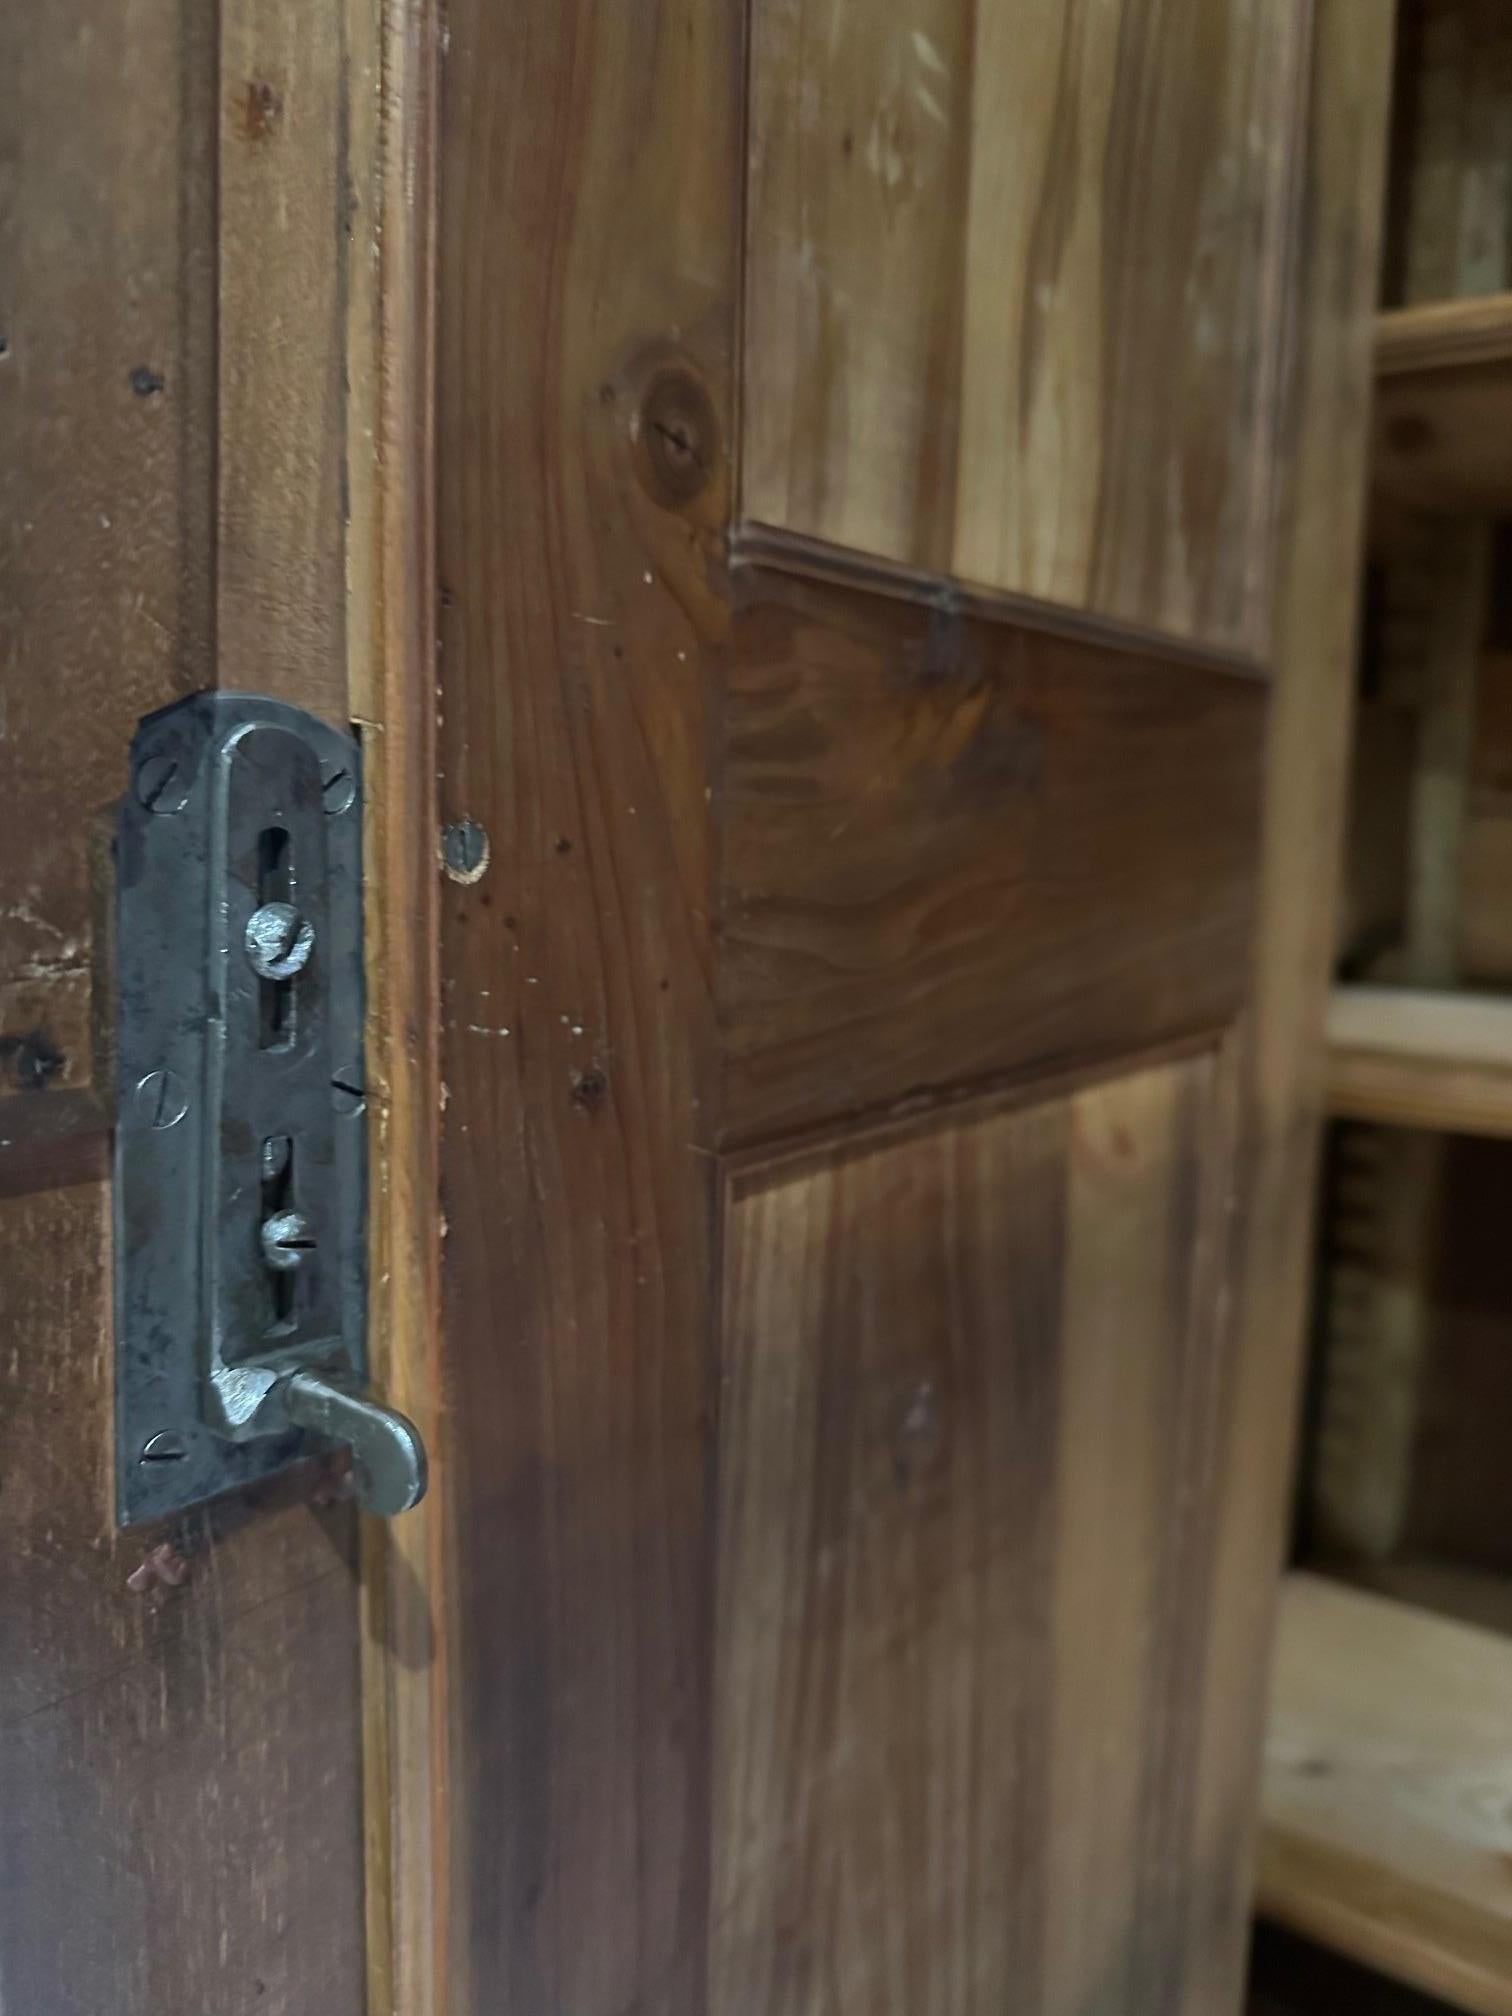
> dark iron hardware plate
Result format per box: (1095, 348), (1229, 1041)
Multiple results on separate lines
(115, 692), (424, 1523)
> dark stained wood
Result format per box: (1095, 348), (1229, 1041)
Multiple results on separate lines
(719, 566), (1265, 1142)
(0, 0), (213, 1168)
(0, 1182), (364, 2015)
(714, 1051), (1242, 2016)
(0, 4), (371, 2010)
(433, 0), (739, 2006)
(217, 0), (348, 719)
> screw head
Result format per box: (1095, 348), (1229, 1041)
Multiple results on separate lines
(441, 817), (489, 882)
(140, 1430), (188, 1464)
(330, 1068), (365, 1116)
(133, 750), (189, 815)
(135, 1068), (189, 1129)
(321, 761), (357, 817)
(261, 1208), (315, 1272)
(245, 902), (315, 981)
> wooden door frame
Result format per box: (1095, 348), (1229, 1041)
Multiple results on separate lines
(344, 2), (445, 2013)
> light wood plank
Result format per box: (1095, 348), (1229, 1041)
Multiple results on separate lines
(1378, 294), (1512, 376)
(345, 4), (444, 2015)
(714, 1051), (1246, 2016)
(1259, 1571), (1512, 2016)
(744, 0), (1307, 652)
(1326, 986), (1512, 1135)
(1205, 3), (1397, 2009)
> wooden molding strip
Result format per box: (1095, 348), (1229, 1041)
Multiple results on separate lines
(1377, 293), (1512, 378)
(730, 520), (1269, 681)
(348, 3), (444, 2014)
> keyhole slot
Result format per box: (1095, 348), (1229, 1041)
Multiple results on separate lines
(256, 826), (298, 1050)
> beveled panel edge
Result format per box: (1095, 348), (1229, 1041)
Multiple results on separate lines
(721, 1023), (1231, 1197)
(730, 521), (1270, 684)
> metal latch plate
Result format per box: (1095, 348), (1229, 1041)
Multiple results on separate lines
(115, 693), (367, 1524)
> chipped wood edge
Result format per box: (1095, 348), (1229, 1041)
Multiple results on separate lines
(347, 3), (443, 2013)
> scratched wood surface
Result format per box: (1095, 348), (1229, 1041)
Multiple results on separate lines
(743, 0), (1307, 654)
(0, 4), (368, 2010)
(714, 1052), (1245, 2016)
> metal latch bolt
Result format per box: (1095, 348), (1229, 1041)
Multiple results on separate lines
(114, 692), (426, 1522)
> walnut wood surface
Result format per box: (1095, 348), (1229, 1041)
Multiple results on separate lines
(743, 0), (1307, 654)
(423, 1), (1385, 2012)
(0, 6), (371, 2010)
(715, 1052), (1248, 2016)
(719, 566), (1263, 1142)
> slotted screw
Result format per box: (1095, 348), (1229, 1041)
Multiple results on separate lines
(135, 1068), (189, 1129)
(321, 762), (356, 816)
(261, 1208), (315, 1273)
(133, 750), (189, 815)
(246, 902), (315, 981)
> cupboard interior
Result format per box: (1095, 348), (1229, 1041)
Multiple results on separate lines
(1255, 5), (1512, 2011)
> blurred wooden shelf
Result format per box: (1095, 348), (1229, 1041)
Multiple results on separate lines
(1378, 295), (1512, 376)
(1326, 986), (1512, 1136)
(1258, 1571), (1512, 2016)
(1372, 293), (1512, 535)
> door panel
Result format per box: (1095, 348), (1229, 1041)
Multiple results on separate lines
(714, 1051), (1232, 2013)
(744, 0), (1306, 650)
(720, 564), (1262, 1140)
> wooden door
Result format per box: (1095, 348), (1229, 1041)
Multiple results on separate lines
(1, 5), (1393, 2015)
(411, 4), (1394, 2015)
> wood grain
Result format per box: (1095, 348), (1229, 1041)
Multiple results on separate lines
(1325, 986), (1512, 1136)
(1373, 360), (1512, 523)
(0, 5), (368, 2011)
(714, 1050), (1249, 2016)
(744, 0), (1307, 652)
(217, 0), (347, 717)
(1195, 5), (1397, 2011)
(0, 0), (212, 1164)
(1378, 295), (1512, 375)
(434, 0), (738, 2004)
(1259, 1572), (1512, 2016)
(719, 566), (1265, 1142)
(345, 4), (444, 2014)
(0, 1182), (364, 2015)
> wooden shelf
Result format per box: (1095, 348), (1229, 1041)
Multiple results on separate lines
(1258, 1571), (1512, 2016)
(1326, 985), (1512, 1136)
(1372, 294), (1512, 530)
(1378, 295), (1512, 376)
